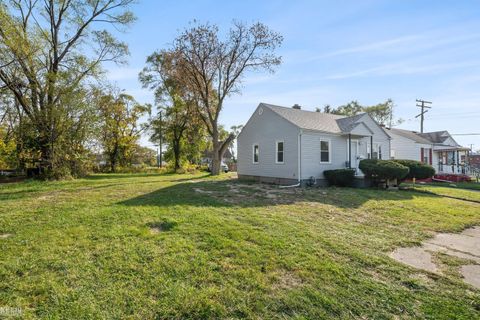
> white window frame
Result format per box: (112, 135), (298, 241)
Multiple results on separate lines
(320, 139), (331, 164)
(252, 144), (259, 164)
(275, 140), (284, 164)
(368, 143), (380, 159)
(423, 148), (430, 164)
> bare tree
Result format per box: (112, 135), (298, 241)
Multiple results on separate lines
(171, 21), (283, 175)
(0, 0), (135, 177)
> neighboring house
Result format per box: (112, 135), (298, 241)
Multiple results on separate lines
(469, 153), (480, 169)
(201, 149), (233, 165)
(387, 128), (434, 163)
(237, 103), (391, 185)
(387, 128), (471, 175)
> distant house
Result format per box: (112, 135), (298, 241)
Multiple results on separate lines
(202, 149), (233, 165)
(387, 128), (471, 175)
(469, 154), (480, 169)
(237, 103), (391, 186)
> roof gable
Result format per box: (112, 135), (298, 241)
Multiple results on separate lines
(349, 122), (374, 136)
(419, 131), (459, 146)
(388, 128), (432, 144)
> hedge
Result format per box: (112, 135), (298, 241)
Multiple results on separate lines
(359, 159), (409, 181)
(323, 169), (356, 187)
(393, 159), (435, 180)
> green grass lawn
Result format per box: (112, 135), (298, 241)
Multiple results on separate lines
(425, 181), (480, 191)
(401, 182), (480, 203)
(1, 173), (480, 319)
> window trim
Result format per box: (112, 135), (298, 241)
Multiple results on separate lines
(320, 139), (331, 164)
(252, 144), (259, 164)
(275, 140), (284, 164)
(368, 142), (381, 160)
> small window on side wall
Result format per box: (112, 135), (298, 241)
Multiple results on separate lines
(276, 141), (284, 164)
(320, 140), (330, 163)
(253, 144), (259, 163)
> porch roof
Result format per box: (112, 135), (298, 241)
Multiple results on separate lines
(433, 145), (470, 151)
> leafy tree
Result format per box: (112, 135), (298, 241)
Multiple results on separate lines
(96, 90), (149, 172)
(0, 125), (17, 169)
(169, 21), (283, 175)
(331, 101), (363, 117)
(327, 99), (403, 127)
(140, 50), (203, 171)
(0, 0), (135, 177)
(130, 144), (156, 167)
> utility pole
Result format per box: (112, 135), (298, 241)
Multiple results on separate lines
(415, 99), (432, 133)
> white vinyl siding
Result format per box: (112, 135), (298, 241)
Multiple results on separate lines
(301, 132), (345, 179)
(237, 105), (299, 180)
(388, 130), (432, 161)
(276, 141), (284, 164)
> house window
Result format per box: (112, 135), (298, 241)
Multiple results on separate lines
(253, 144), (259, 163)
(447, 151), (455, 165)
(320, 140), (330, 163)
(423, 148), (430, 164)
(276, 141), (284, 164)
(368, 143), (381, 159)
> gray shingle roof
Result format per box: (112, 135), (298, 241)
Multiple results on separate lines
(387, 128), (432, 144)
(261, 103), (366, 134)
(418, 131), (453, 144)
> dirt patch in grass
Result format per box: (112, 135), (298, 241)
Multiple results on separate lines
(147, 221), (177, 234)
(0, 233), (12, 239)
(271, 269), (304, 291)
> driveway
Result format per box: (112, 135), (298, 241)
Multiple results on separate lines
(391, 226), (480, 289)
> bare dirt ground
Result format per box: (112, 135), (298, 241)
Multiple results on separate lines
(391, 227), (480, 289)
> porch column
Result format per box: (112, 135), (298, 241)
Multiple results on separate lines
(456, 150), (460, 174)
(348, 134), (352, 168)
(370, 135), (373, 159)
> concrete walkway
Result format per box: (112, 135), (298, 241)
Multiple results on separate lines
(390, 227), (480, 289)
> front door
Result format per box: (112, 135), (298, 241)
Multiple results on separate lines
(350, 140), (359, 172)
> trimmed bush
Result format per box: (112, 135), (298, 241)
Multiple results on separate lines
(358, 159), (379, 178)
(359, 159), (409, 181)
(324, 169), (356, 187)
(393, 159), (435, 180)
(374, 161), (409, 180)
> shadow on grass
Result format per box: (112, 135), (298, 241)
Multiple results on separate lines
(84, 172), (211, 182)
(119, 179), (439, 209)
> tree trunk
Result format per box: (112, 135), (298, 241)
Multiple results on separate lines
(210, 128), (221, 175)
(211, 132), (235, 176)
(38, 131), (53, 174)
(173, 139), (181, 171)
(110, 144), (118, 173)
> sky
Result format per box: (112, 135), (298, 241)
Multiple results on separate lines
(105, 0), (480, 151)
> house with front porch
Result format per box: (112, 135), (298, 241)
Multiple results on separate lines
(387, 128), (471, 175)
(237, 103), (391, 186)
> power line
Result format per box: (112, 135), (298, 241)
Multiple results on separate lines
(415, 99), (432, 133)
(451, 133), (480, 136)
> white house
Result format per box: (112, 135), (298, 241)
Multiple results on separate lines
(387, 128), (471, 175)
(237, 103), (391, 186)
